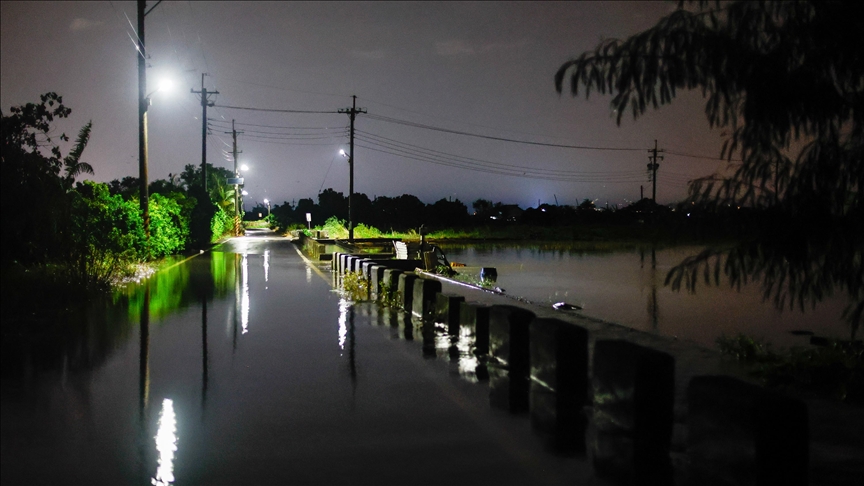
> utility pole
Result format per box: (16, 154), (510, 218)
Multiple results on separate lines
(338, 95), (366, 242)
(647, 140), (663, 203)
(137, 0), (149, 238)
(192, 74), (218, 192)
(228, 120), (243, 236)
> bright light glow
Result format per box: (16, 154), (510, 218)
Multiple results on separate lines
(263, 198), (269, 204)
(152, 398), (177, 486)
(264, 249), (270, 284)
(240, 164), (249, 171)
(242, 190), (249, 196)
(339, 149), (346, 157)
(157, 78), (173, 94)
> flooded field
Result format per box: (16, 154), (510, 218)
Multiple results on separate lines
(439, 243), (853, 349)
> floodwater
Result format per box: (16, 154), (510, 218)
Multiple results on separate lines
(1, 231), (604, 486)
(440, 243), (853, 349)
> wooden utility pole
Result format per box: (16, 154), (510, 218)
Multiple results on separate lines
(338, 95), (366, 242)
(229, 120), (243, 235)
(192, 74), (218, 192)
(647, 140), (663, 203)
(137, 0), (149, 238)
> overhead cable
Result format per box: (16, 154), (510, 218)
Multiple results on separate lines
(364, 113), (645, 152)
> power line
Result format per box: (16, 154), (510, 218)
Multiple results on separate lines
(213, 104), (341, 114)
(355, 129), (643, 177)
(364, 113), (645, 152)
(665, 150), (742, 162)
(208, 118), (345, 131)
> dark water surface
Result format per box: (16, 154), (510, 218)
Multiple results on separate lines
(440, 243), (852, 348)
(1, 233), (603, 485)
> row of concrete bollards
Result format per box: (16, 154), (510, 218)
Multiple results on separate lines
(331, 252), (810, 486)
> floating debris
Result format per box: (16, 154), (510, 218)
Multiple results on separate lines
(553, 302), (582, 311)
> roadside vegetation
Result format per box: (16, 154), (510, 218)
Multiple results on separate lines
(1, 93), (243, 328)
(716, 333), (863, 407)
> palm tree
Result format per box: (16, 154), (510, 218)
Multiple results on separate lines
(63, 120), (94, 189)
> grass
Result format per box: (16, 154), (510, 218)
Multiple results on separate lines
(716, 333), (864, 406)
(340, 271), (369, 301)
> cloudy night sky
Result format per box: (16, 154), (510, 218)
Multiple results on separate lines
(1, 1), (730, 210)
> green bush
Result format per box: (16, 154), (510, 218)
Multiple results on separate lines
(341, 271), (369, 301)
(210, 207), (233, 243)
(148, 193), (189, 257)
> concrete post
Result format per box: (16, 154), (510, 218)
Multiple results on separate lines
(591, 339), (675, 484)
(488, 305), (535, 413)
(412, 277), (442, 320)
(369, 265), (387, 301)
(435, 293), (465, 334)
(459, 301), (491, 357)
(529, 317), (589, 454)
(397, 273), (418, 311)
(381, 269), (403, 305)
(687, 375), (809, 486)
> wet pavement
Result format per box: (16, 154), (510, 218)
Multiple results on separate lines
(1, 230), (606, 485)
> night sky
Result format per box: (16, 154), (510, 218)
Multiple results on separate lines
(1, 1), (730, 210)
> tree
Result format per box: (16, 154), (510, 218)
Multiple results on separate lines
(2, 93), (76, 265)
(555, 0), (863, 336)
(556, 0), (862, 214)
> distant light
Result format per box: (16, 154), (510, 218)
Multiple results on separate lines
(242, 190), (248, 196)
(263, 198), (269, 204)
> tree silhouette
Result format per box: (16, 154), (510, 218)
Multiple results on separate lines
(556, 0), (862, 214)
(556, 0), (863, 337)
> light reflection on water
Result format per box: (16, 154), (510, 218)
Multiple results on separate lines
(152, 398), (177, 486)
(338, 298), (349, 352)
(241, 252), (250, 334)
(440, 243), (851, 347)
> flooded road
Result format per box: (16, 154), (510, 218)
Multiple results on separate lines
(1, 231), (603, 485)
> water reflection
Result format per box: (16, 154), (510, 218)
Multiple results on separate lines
(441, 243), (851, 346)
(666, 234), (863, 340)
(264, 249), (270, 285)
(241, 252), (250, 335)
(338, 298), (349, 352)
(152, 398), (178, 486)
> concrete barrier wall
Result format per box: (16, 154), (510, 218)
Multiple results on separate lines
(323, 250), (823, 485)
(687, 376), (809, 486)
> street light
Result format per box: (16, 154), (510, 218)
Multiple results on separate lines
(263, 198), (270, 218)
